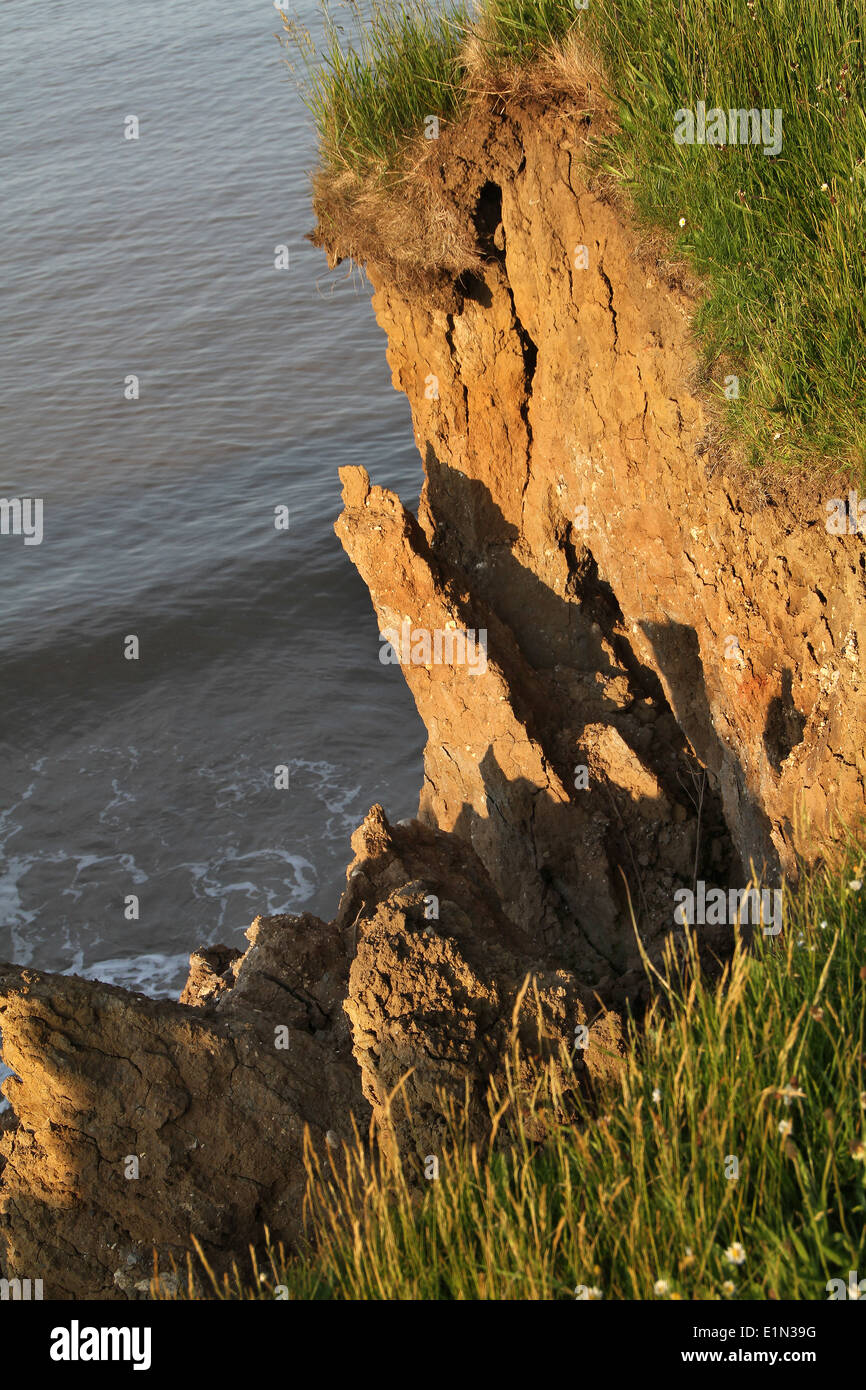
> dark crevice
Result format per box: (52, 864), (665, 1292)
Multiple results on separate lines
(764, 669), (806, 773)
(454, 269), (492, 308)
(598, 262), (618, 347)
(472, 180), (505, 265)
(510, 293), (538, 395)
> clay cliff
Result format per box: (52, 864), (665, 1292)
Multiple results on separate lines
(1, 93), (863, 1299)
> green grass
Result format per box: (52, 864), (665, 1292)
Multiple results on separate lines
(162, 835), (866, 1300)
(279, 0), (866, 481)
(279, 0), (468, 175)
(580, 0), (866, 478)
(477, 0), (576, 65)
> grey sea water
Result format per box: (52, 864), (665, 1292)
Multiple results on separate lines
(0, 0), (425, 1055)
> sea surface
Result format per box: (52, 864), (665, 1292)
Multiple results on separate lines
(0, 0), (425, 1066)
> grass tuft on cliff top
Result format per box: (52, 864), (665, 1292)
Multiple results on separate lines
(280, 0), (866, 479)
(161, 835), (866, 1300)
(280, 0), (469, 175)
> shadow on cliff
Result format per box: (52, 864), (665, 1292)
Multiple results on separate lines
(441, 742), (742, 995)
(640, 620), (780, 881)
(420, 446), (750, 873)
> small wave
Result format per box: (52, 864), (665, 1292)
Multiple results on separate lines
(182, 845), (318, 925)
(64, 952), (194, 1001)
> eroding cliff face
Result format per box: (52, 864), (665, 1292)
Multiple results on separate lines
(2, 92), (863, 1299)
(335, 461), (733, 986)
(331, 96), (864, 883)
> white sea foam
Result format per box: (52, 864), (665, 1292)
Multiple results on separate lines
(66, 952), (194, 1000)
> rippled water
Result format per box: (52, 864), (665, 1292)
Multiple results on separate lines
(0, 0), (425, 1014)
